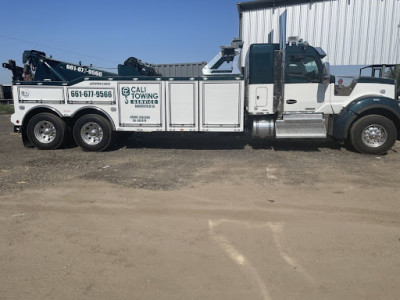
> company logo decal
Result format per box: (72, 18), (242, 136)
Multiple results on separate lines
(122, 86), (159, 108)
(21, 90), (30, 97)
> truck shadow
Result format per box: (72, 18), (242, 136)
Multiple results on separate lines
(110, 132), (344, 152)
(250, 138), (343, 152)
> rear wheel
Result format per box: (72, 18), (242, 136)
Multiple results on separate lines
(73, 114), (113, 151)
(349, 114), (397, 155)
(27, 113), (66, 149)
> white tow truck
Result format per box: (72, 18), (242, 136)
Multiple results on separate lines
(3, 38), (400, 154)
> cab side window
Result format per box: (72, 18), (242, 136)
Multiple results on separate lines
(286, 56), (320, 83)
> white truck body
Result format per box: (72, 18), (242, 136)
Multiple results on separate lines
(12, 78), (245, 133)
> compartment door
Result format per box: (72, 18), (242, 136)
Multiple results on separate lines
(118, 82), (164, 131)
(256, 87), (268, 107)
(200, 80), (244, 132)
(166, 81), (198, 131)
(18, 87), (64, 103)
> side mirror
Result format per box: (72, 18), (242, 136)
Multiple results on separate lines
(323, 62), (331, 83)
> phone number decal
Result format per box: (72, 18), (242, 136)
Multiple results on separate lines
(70, 90), (112, 98)
(68, 89), (114, 102)
(66, 64), (103, 76)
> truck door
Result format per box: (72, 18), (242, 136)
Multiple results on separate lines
(284, 55), (331, 114)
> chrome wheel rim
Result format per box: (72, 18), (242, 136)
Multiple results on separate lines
(80, 122), (103, 145)
(34, 120), (56, 144)
(361, 124), (387, 148)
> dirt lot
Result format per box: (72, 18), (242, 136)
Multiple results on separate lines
(0, 113), (400, 300)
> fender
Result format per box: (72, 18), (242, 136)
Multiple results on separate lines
(22, 105), (64, 123)
(330, 96), (400, 140)
(71, 106), (116, 130)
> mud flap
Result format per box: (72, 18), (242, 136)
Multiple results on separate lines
(21, 126), (33, 148)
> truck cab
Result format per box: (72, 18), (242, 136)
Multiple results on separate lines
(247, 42), (397, 114)
(246, 41), (400, 154)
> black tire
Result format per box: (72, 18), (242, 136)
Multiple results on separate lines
(73, 114), (113, 151)
(349, 114), (397, 155)
(26, 113), (66, 150)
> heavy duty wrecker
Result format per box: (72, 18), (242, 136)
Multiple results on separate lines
(3, 37), (400, 154)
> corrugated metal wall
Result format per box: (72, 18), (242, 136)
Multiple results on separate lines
(151, 62), (207, 77)
(240, 0), (400, 66)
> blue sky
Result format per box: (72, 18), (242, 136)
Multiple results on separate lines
(0, 0), (240, 84)
(0, 0), (360, 84)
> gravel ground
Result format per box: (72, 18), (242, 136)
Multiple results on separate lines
(1, 114), (399, 195)
(1, 113), (400, 300)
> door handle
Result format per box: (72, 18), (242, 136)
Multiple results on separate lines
(286, 99), (297, 104)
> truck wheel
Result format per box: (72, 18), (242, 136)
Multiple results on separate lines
(27, 113), (66, 150)
(349, 115), (397, 155)
(73, 114), (113, 151)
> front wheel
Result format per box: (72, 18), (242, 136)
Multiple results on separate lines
(349, 115), (397, 155)
(73, 114), (113, 151)
(27, 113), (66, 149)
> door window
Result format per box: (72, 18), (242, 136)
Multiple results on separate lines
(286, 56), (320, 83)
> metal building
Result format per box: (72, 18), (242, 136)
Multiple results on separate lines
(151, 62), (207, 77)
(238, 0), (400, 66)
